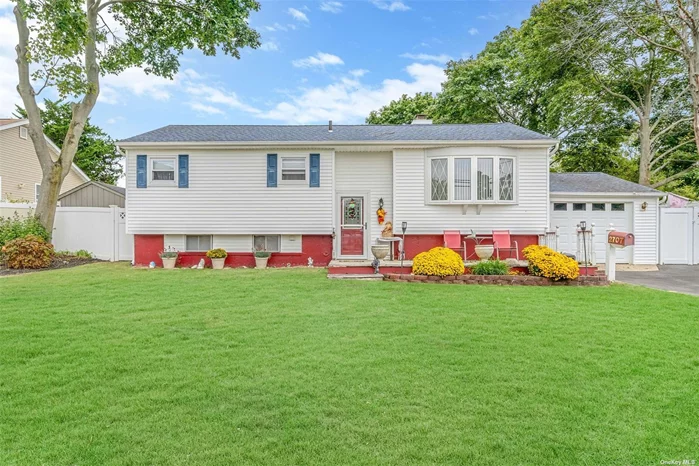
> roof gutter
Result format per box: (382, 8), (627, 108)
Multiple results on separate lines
(117, 138), (559, 150)
(550, 191), (663, 197)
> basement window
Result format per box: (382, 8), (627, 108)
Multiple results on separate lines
(254, 235), (280, 252)
(185, 235), (212, 252)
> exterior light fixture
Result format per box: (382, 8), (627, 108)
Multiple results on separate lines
(641, 202), (648, 211)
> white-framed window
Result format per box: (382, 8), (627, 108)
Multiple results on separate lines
(254, 235), (280, 252)
(280, 157), (306, 182)
(34, 183), (41, 203)
(19, 126), (28, 139)
(150, 156), (176, 185)
(185, 235), (212, 251)
(427, 155), (516, 204)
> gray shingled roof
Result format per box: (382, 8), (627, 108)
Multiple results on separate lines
(119, 123), (554, 143)
(550, 172), (662, 194)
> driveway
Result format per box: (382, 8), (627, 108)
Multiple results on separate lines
(617, 265), (699, 296)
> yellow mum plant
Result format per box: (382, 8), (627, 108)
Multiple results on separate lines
(412, 247), (465, 277)
(522, 245), (579, 281)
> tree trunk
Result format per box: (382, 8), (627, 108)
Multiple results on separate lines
(35, 162), (66, 238)
(638, 116), (653, 186)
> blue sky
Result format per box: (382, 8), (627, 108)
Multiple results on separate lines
(0, 0), (539, 139)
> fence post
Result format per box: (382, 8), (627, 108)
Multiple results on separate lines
(590, 223), (596, 265)
(110, 205), (119, 262)
(605, 224), (616, 281)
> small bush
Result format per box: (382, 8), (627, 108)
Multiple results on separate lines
(1, 234), (54, 269)
(412, 247), (465, 277)
(74, 249), (93, 259)
(470, 259), (510, 275)
(206, 248), (227, 259)
(523, 245), (579, 281)
(0, 213), (50, 248)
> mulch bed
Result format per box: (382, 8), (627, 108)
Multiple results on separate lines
(383, 273), (609, 286)
(0, 256), (102, 276)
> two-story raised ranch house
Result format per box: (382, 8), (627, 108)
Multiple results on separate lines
(118, 121), (662, 267)
(0, 119), (89, 202)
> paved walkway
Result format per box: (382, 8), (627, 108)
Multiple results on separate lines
(617, 265), (699, 296)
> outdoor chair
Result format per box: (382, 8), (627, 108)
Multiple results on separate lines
(443, 230), (466, 258)
(492, 230), (519, 260)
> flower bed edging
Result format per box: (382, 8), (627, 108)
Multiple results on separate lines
(382, 273), (608, 286)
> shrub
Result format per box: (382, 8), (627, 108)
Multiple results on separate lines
(412, 247), (465, 277)
(206, 248), (227, 259)
(1, 234), (54, 269)
(254, 250), (271, 258)
(0, 213), (50, 248)
(74, 249), (93, 259)
(470, 259), (510, 275)
(523, 245), (579, 281)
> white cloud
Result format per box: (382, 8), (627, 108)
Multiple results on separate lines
(371, 0), (410, 12)
(189, 102), (225, 115)
(185, 84), (260, 114)
(477, 13), (499, 20)
(260, 40), (279, 52)
(400, 53), (452, 63)
(468, 28), (479, 36)
(349, 69), (369, 78)
(100, 67), (179, 104)
(320, 1), (343, 13)
(292, 52), (344, 68)
(256, 62), (444, 124)
(288, 8), (309, 22)
(106, 116), (124, 125)
(0, 0), (13, 9)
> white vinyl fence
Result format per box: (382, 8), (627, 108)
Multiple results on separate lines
(659, 206), (699, 265)
(0, 203), (132, 261)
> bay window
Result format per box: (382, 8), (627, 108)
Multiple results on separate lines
(428, 155), (515, 204)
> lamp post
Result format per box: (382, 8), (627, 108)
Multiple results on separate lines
(400, 221), (408, 275)
(579, 220), (588, 276)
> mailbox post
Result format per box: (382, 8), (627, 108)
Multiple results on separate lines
(605, 225), (635, 281)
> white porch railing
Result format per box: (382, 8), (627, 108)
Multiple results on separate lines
(539, 226), (559, 251)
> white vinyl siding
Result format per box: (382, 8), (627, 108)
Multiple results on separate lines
(395, 147), (548, 235)
(213, 235), (254, 252)
(335, 152), (393, 245)
(281, 234), (302, 253)
(126, 150), (333, 235)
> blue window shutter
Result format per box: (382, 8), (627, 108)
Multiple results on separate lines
(309, 153), (320, 187)
(137, 155), (147, 188)
(178, 154), (189, 188)
(267, 154), (277, 187)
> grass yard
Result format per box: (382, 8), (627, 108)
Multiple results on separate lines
(1, 264), (697, 465)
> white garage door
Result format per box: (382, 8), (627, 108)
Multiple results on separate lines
(551, 201), (633, 263)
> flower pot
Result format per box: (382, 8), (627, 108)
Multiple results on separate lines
(371, 245), (390, 260)
(161, 257), (177, 269)
(255, 256), (269, 269)
(474, 245), (494, 261)
(211, 258), (226, 269)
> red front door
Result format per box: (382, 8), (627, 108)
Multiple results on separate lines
(340, 196), (364, 256)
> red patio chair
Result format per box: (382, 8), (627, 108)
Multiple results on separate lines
(492, 230), (519, 260)
(443, 230), (465, 258)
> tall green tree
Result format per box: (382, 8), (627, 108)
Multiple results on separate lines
(15, 100), (122, 184)
(365, 93), (437, 125)
(10, 0), (260, 234)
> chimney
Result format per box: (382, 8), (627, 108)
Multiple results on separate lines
(411, 114), (432, 125)
(328, 120), (333, 132)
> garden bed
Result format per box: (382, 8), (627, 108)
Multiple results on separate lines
(0, 255), (102, 276)
(383, 273), (608, 286)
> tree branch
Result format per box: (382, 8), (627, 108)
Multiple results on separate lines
(13, 4), (52, 173)
(651, 160), (699, 187)
(650, 116), (693, 143)
(650, 137), (696, 166)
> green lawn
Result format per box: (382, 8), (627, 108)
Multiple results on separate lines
(1, 264), (697, 465)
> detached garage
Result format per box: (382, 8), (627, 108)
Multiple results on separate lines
(549, 173), (662, 264)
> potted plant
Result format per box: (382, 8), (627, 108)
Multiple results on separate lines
(206, 248), (227, 269)
(254, 248), (271, 269)
(159, 247), (178, 269)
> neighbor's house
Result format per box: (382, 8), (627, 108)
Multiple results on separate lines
(0, 119), (89, 203)
(118, 120), (663, 267)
